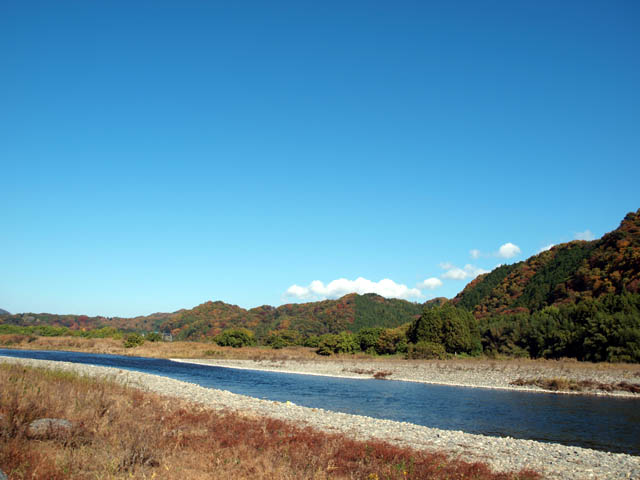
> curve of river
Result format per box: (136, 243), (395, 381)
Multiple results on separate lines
(1, 348), (638, 455)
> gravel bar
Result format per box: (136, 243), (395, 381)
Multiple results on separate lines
(2, 356), (639, 480)
(172, 358), (640, 397)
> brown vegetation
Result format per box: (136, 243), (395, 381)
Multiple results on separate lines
(0, 334), (322, 361)
(0, 363), (541, 479)
(510, 377), (640, 393)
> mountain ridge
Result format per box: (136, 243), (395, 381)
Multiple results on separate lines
(0, 293), (423, 341)
(453, 208), (640, 318)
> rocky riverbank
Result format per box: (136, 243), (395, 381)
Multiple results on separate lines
(1, 356), (638, 479)
(172, 357), (640, 397)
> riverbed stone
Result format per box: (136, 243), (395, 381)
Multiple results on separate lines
(27, 418), (73, 439)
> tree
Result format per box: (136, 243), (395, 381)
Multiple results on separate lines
(214, 328), (255, 348)
(145, 332), (163, 342)
(316, 332), (358, 355)
(265, 329), (302, 349)
(356, 327), (385, 354)
(123, 333), (145, 348)
(408, 304), (480, 354)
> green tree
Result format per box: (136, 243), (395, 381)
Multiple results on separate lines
(375, 328), (408, 355)
(406, 341), (446, 359)
(356, 327), (385, 354)
(123, 333), (145, 348)
(316, 332), (358, 355)
(145, 332), (163, 342)
(265, 329), (302, 349)
(408, 304), (480, 354)
(214, 328), (256, 348)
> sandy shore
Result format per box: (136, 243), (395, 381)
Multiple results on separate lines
(2, 356), (639, 480)
(171, 357), (640, 397)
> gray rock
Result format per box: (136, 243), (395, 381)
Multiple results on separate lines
(27, 418), (73, 439)
(0, 468), (7, 480)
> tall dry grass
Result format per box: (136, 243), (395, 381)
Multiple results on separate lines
(0, 334), (323, 361)
(0, 363), (541, 479)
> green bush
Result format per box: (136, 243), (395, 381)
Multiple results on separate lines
(302, 335), (321, 348)
(408, 304), (481, 354)
(316, 332), (358, 355)
(214, 328), (256, 348)
(123, 333), (145, 348)
(406, 341), (447, 359)
(265, 329), (302, 349)
(375, 329), (408, 355)
(145, 332), (163, 342)
(356, 327), (385, 353)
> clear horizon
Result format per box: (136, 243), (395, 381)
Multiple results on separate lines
(2, 1), (639, 317)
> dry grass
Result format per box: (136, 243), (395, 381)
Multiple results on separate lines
(0, 334), (323, 361)
(510, 377), (640, 393)
(0, 363), (541, 480)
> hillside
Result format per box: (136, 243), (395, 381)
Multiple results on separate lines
(453, 208), (640, 318)
(163, 293), (423, 340)
(0, 308), (9, 315)
(0, 294), (423, 341)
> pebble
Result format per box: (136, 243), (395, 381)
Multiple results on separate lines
(2, 356), (639, 480)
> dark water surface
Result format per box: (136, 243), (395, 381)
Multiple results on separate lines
(1, 348), (638, 454)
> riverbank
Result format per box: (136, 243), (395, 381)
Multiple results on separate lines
(1, 356), (638, 480)
(172, 357), (640, 397)
(3, 336), (640, 396)
(2, 358), (535, 480)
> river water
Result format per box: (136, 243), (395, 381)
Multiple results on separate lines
(1, 348), (638, 454)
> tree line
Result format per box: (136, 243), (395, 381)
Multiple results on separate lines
(213, 291), (640, 363)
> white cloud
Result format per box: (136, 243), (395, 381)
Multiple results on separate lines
(574, 229), (595, 241)
(285, 284), (310, 298)
(537, 244), (555, 253)
(470, 243), (521, 260)
(440, 263), (489, 280)
(285, 277), (423, 301)
(419, 277), (443, 290)
(497, 242), (521, 259)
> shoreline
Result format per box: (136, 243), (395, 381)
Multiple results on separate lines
(170, 357), (640, 398)
(1, 355), (638, 480)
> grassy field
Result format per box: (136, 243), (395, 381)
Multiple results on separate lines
(0, 363), (541, 479)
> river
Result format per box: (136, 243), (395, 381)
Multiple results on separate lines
(1, 348), (638, 455)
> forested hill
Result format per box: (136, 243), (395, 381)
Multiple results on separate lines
(149, 293), (423, 340)
(0, 309), (9, 315)
(453, 208), (640, 318)
(0, 293), (423, 341)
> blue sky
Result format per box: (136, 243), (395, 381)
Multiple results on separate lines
(1, 1), (638, 316)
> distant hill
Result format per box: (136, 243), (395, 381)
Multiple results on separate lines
(161, 293), (423, 340)
(453, 208), (640, 318)
(0, 308), (9, 315)
(0, 293), (423, 341)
